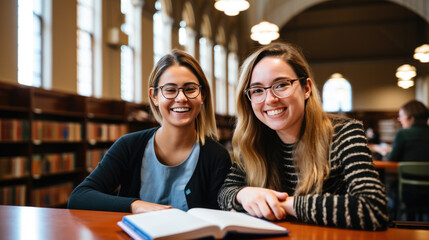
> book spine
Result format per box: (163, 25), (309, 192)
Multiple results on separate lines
(122, 218), (153, 240)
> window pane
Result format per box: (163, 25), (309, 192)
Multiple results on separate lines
(121, 0), (134, 45)
(77, 30), (93, 96)
(153, 11), (164, 64)
(121, 0), (135, 102)
(214, 45), (226, 115)
(228, 53), (238, 115)
(77, 0), (94, 96)
(199, 38), (207, 70)
(179, 21), (187, 47)
(121, 45), (134, 102)
(18, 0), (42, 87)
(322, 76), (352, 112)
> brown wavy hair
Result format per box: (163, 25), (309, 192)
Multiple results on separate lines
(400, 100), (429, 127)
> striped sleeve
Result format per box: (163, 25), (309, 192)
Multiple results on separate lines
(217, 163), (247, 212)
(294, 119), (390, 230)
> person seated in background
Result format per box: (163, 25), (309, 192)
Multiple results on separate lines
(388, 100), (429, 221)
(217, 42), (389, 231)
(68, 50), (231, 213)
(366, 126), (381, 144)
(388, 100), (429, 162)
(365, 126), (385, 160)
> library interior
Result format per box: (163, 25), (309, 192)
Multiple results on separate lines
(1, 0), (429, 238)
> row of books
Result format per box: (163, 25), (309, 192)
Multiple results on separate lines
(87, 123), (127, 142)
(32, 120), (82, 142)
(0, 185), (26, 205)
(31, 182), (73, 207)
(1, 120), (129, 143)
(86, 148), (108, 172)
(32, 153), (76, 177)
(0, 119), (30, 141)
(0, 156), (29, 180)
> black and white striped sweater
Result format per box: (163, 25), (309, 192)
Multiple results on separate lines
(218, 118), (390, 230)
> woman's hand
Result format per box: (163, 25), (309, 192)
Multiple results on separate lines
(130, 200), (172, 214)
(236, 187), (289, 220)
(282, 196), (296, 217)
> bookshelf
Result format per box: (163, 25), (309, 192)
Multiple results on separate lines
(215, 114), (235, 152)
(345, 111), (400, 144)
(0, 82), (158, 207)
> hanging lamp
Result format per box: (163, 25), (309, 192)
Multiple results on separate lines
(413, 44), (429, 63)
(396, 64), (416, 89)
(214, 0), (249, 16)
(250, 20), (279, 45)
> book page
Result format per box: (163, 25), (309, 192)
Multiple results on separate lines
(121, 208), (220, 240)
(187, 208), (288, 237)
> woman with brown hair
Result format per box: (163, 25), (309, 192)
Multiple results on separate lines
(218, 42), (389, 230)
(69, 50), (231, 213)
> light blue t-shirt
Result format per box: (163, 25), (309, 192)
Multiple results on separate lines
(139, 134), (200, 211)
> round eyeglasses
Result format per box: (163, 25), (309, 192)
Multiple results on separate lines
(155, 83), (202, 99)
(244, 78), (306, 103)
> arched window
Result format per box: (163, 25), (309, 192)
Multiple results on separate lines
(322, 73), (352, 112)
(18, 0), (42, 87)
(121, 0), (135, 102)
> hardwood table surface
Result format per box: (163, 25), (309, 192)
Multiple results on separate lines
(373, 160), (399, 169)
(1, 205), (428, 240)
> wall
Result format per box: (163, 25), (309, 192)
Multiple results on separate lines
(141, 9), (155, 104)
(51, 0), (77, 94)
(0, 0), (18, 84)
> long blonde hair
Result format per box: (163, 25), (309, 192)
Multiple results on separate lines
(233, 43), (333, 195)
(148, 49), (217, 145)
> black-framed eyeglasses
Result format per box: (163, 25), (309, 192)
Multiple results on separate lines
(155, 83), (202, 99)
(244, 77), (306, 103)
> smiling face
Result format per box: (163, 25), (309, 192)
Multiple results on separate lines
(149, 65), (203, 130)
(249, 56), (311, 143)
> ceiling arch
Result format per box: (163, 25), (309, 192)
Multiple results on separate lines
(247, 0), (428, 31)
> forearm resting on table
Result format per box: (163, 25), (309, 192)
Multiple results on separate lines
(130, 200), (172, 213)
(236, 187), (295, 220)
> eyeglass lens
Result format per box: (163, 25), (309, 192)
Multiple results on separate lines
(247, 80), (294, 103)
(160, 83), (201, 99)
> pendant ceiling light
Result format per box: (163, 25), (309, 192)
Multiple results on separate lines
(250, 20), (279, 45)
(396, 64), (416, 89)
(413, 44), (429, 63)
(214, 0), (249, 16)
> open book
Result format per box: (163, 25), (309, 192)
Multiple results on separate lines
(117, 208), (289, 240)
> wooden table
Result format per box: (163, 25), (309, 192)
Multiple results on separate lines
(373, 160), (399, 169)
(1, 205), (429, 240)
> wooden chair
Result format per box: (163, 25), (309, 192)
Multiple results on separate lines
(398, 162), (429, 221)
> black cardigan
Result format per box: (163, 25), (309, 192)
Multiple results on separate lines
(68, 128), (231, 212)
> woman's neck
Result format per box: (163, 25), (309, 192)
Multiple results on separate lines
(276, 126), (301, 144)
(156, 125), (196, 147)
(153, 125), (197, 166)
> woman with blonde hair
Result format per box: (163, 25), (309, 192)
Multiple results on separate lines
(69, 50), (231, 213)
(218, 42), (389, 230)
